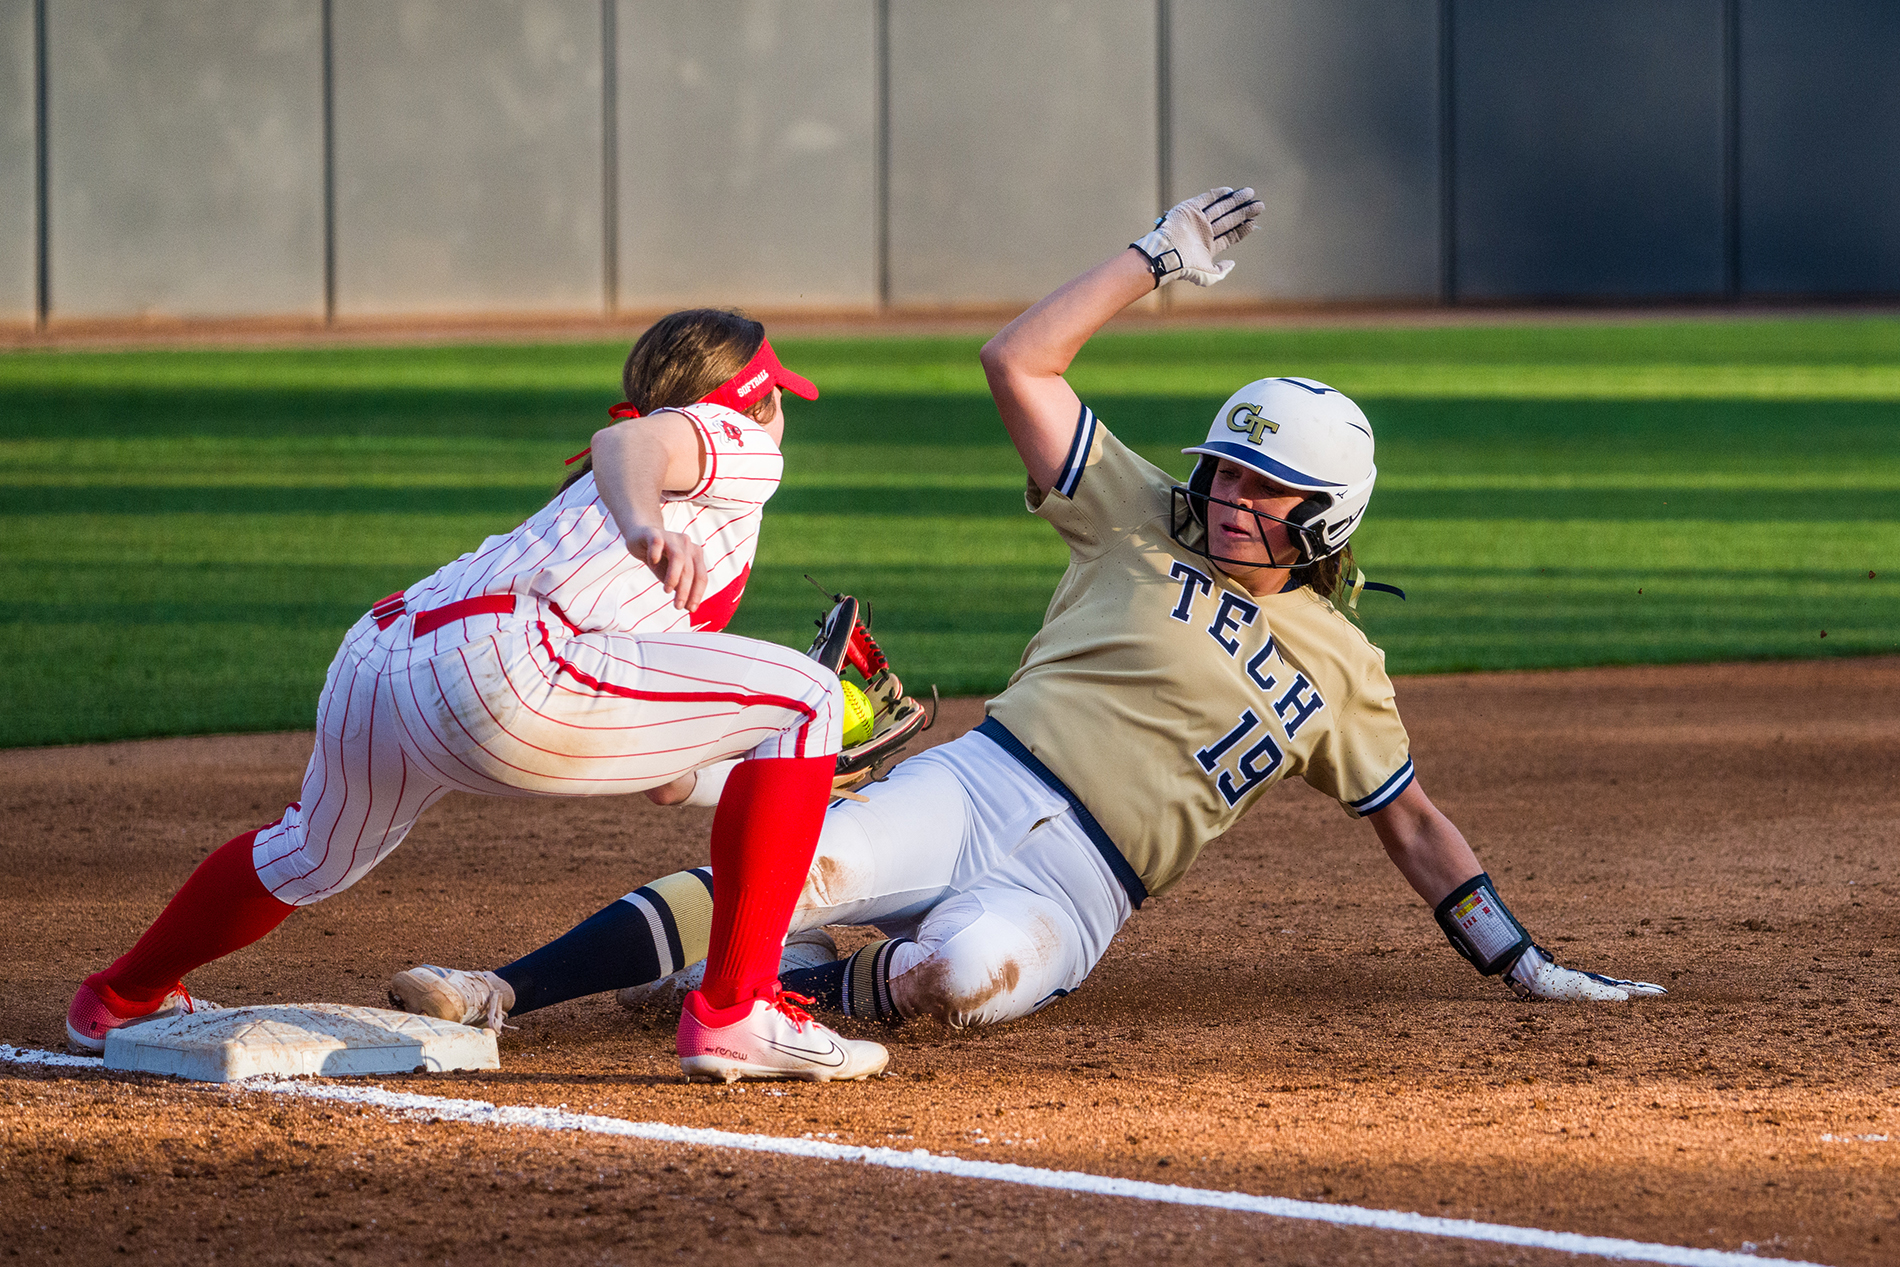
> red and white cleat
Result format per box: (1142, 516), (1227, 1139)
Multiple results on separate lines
(677, 989), (888, 1084)
(65, 977), (222, 1055)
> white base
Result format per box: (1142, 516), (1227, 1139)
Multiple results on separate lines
(102, 1003), (500, 1083)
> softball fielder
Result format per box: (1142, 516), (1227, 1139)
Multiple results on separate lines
(390, 191), (1664, 1034)
(67, 309), (887, 1083)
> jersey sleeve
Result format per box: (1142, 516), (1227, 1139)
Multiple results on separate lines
(1300, 645), (1415, 818)
(667, 406), (785, 511)
(1026, 407), (1174, 558)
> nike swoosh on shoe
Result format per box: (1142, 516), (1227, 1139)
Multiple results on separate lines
(761, 1037), (847, 1067)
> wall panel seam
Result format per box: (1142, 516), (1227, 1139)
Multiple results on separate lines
(874, 0), (891, 310)
(1438, 0), (1456, 304)
(33, 0), (48, 325)
(601, 0), (618, 313)
(1722, 0), (1740, 298)
(321, 0), (336, 323)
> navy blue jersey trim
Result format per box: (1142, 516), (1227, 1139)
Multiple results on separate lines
(975, 717), (1148, 909)
(1055, 403), (1097, 498)
(1181, 440), (1345, 489)
(1350, 757), (1416, 814)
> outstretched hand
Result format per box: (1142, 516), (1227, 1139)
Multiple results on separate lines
(1508, 945), (1667, 1002)
(1131, 186), (1263, 288)
(623, 523), (708, 612)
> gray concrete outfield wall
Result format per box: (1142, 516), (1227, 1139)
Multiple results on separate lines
(1453, 0), (1728, 299)
(617, 0), (875, 309)
(0, 0), (32, 323)
(45, 0), (325, 319)
(8, 1), (1900, 325)
(331, 0), (604, 316)
(1741, 0), (1900, 295)
(886, 0), (1157, 306)
(1169, 0), (1441, 306)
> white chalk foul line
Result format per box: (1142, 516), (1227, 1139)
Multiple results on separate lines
(2, 1045), (1824, 1267)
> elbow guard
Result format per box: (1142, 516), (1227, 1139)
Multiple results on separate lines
(1433, 873), (1533, 976)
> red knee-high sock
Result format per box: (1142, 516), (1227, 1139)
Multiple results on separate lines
(91, 828), (297, 1009)
(698, 755), (833, 1016)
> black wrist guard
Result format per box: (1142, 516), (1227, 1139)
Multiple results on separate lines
(1433, 873), (1533, 976)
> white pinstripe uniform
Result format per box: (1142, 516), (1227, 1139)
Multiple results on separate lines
(254, 403), (842, 907)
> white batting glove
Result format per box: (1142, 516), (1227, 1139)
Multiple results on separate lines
(1131, 186), (1262, 288)
(1507, 945), (1667, 1002)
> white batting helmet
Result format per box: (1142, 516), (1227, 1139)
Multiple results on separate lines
(1175, 376), (1377, 565)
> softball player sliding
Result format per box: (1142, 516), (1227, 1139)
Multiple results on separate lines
(392, 189), (1664, 1036)
(67, 309), (888, 1083)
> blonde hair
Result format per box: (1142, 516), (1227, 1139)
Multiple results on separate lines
(1294, 543), (1358, 615)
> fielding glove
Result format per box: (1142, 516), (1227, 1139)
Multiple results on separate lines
(1131, 186), (1263, 288)
(806, 588), (934, 794)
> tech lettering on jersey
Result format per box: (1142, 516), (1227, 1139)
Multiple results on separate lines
(1272, 673), (1325, 738)
(1206, 591), (1257, 653)
(1166, 572), (1322, 808)
(1168, 561), (1213, 622)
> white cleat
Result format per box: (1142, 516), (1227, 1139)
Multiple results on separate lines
(677, 990), (888, 1084)
(618, 926), (837, 1010)
(387, 964), (515, 1031)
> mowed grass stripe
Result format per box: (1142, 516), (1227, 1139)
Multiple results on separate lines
(3, 319), (1897, 747)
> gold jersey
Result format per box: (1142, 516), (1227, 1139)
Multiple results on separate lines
(984, 410), (1413, 902)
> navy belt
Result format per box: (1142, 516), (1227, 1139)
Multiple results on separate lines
(974, 717), (1148, 909)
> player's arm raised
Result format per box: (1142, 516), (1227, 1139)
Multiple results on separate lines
(1369, 779), (1667, 1003)
(981, 187), (1262, 494)
(589, 411), (710, 612)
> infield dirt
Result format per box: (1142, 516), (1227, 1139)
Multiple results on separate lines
(3, 659), (1897, 1265)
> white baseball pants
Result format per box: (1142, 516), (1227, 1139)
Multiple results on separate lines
(790, 729), (1133, 1027)
(255, 606), (842, 906)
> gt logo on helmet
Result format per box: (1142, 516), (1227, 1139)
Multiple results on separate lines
(1226, 403), (1279, 445)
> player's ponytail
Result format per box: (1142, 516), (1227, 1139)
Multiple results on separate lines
(1293, 543), (1357, 615)
(561, 309), (772, 492)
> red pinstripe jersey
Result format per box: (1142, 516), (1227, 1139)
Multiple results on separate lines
(403, 403), (781, 641)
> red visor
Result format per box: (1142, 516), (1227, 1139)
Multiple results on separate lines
(572, 338), (817, 464)
(698, 338), (818, 413)
(607, 337), (816, 419)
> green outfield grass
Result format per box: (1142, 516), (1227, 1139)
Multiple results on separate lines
(4, 318), (1898, 748)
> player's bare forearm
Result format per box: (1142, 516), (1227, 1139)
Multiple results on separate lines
(590, 413), (710, 610)
(980, 248), (1155, 492)
(1368, 779), (1483, 907)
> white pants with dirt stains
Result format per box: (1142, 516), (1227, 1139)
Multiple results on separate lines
(790, 728), (1133, 1027)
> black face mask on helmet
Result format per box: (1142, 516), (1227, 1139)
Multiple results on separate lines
(1168, 454), (1334, 572)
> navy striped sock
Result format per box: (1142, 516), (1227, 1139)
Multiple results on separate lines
(783, 937), (911, 1024)
(497, 868), (714, 1015)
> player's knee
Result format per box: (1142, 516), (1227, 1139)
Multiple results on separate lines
(797, 814), (879, 914)
(889, 950), (1029, 1029)
(253, 809), (400, 907)
(889, 910), (1068, 1029)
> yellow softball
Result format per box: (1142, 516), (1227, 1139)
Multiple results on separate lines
(840, 680), (875, 747)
